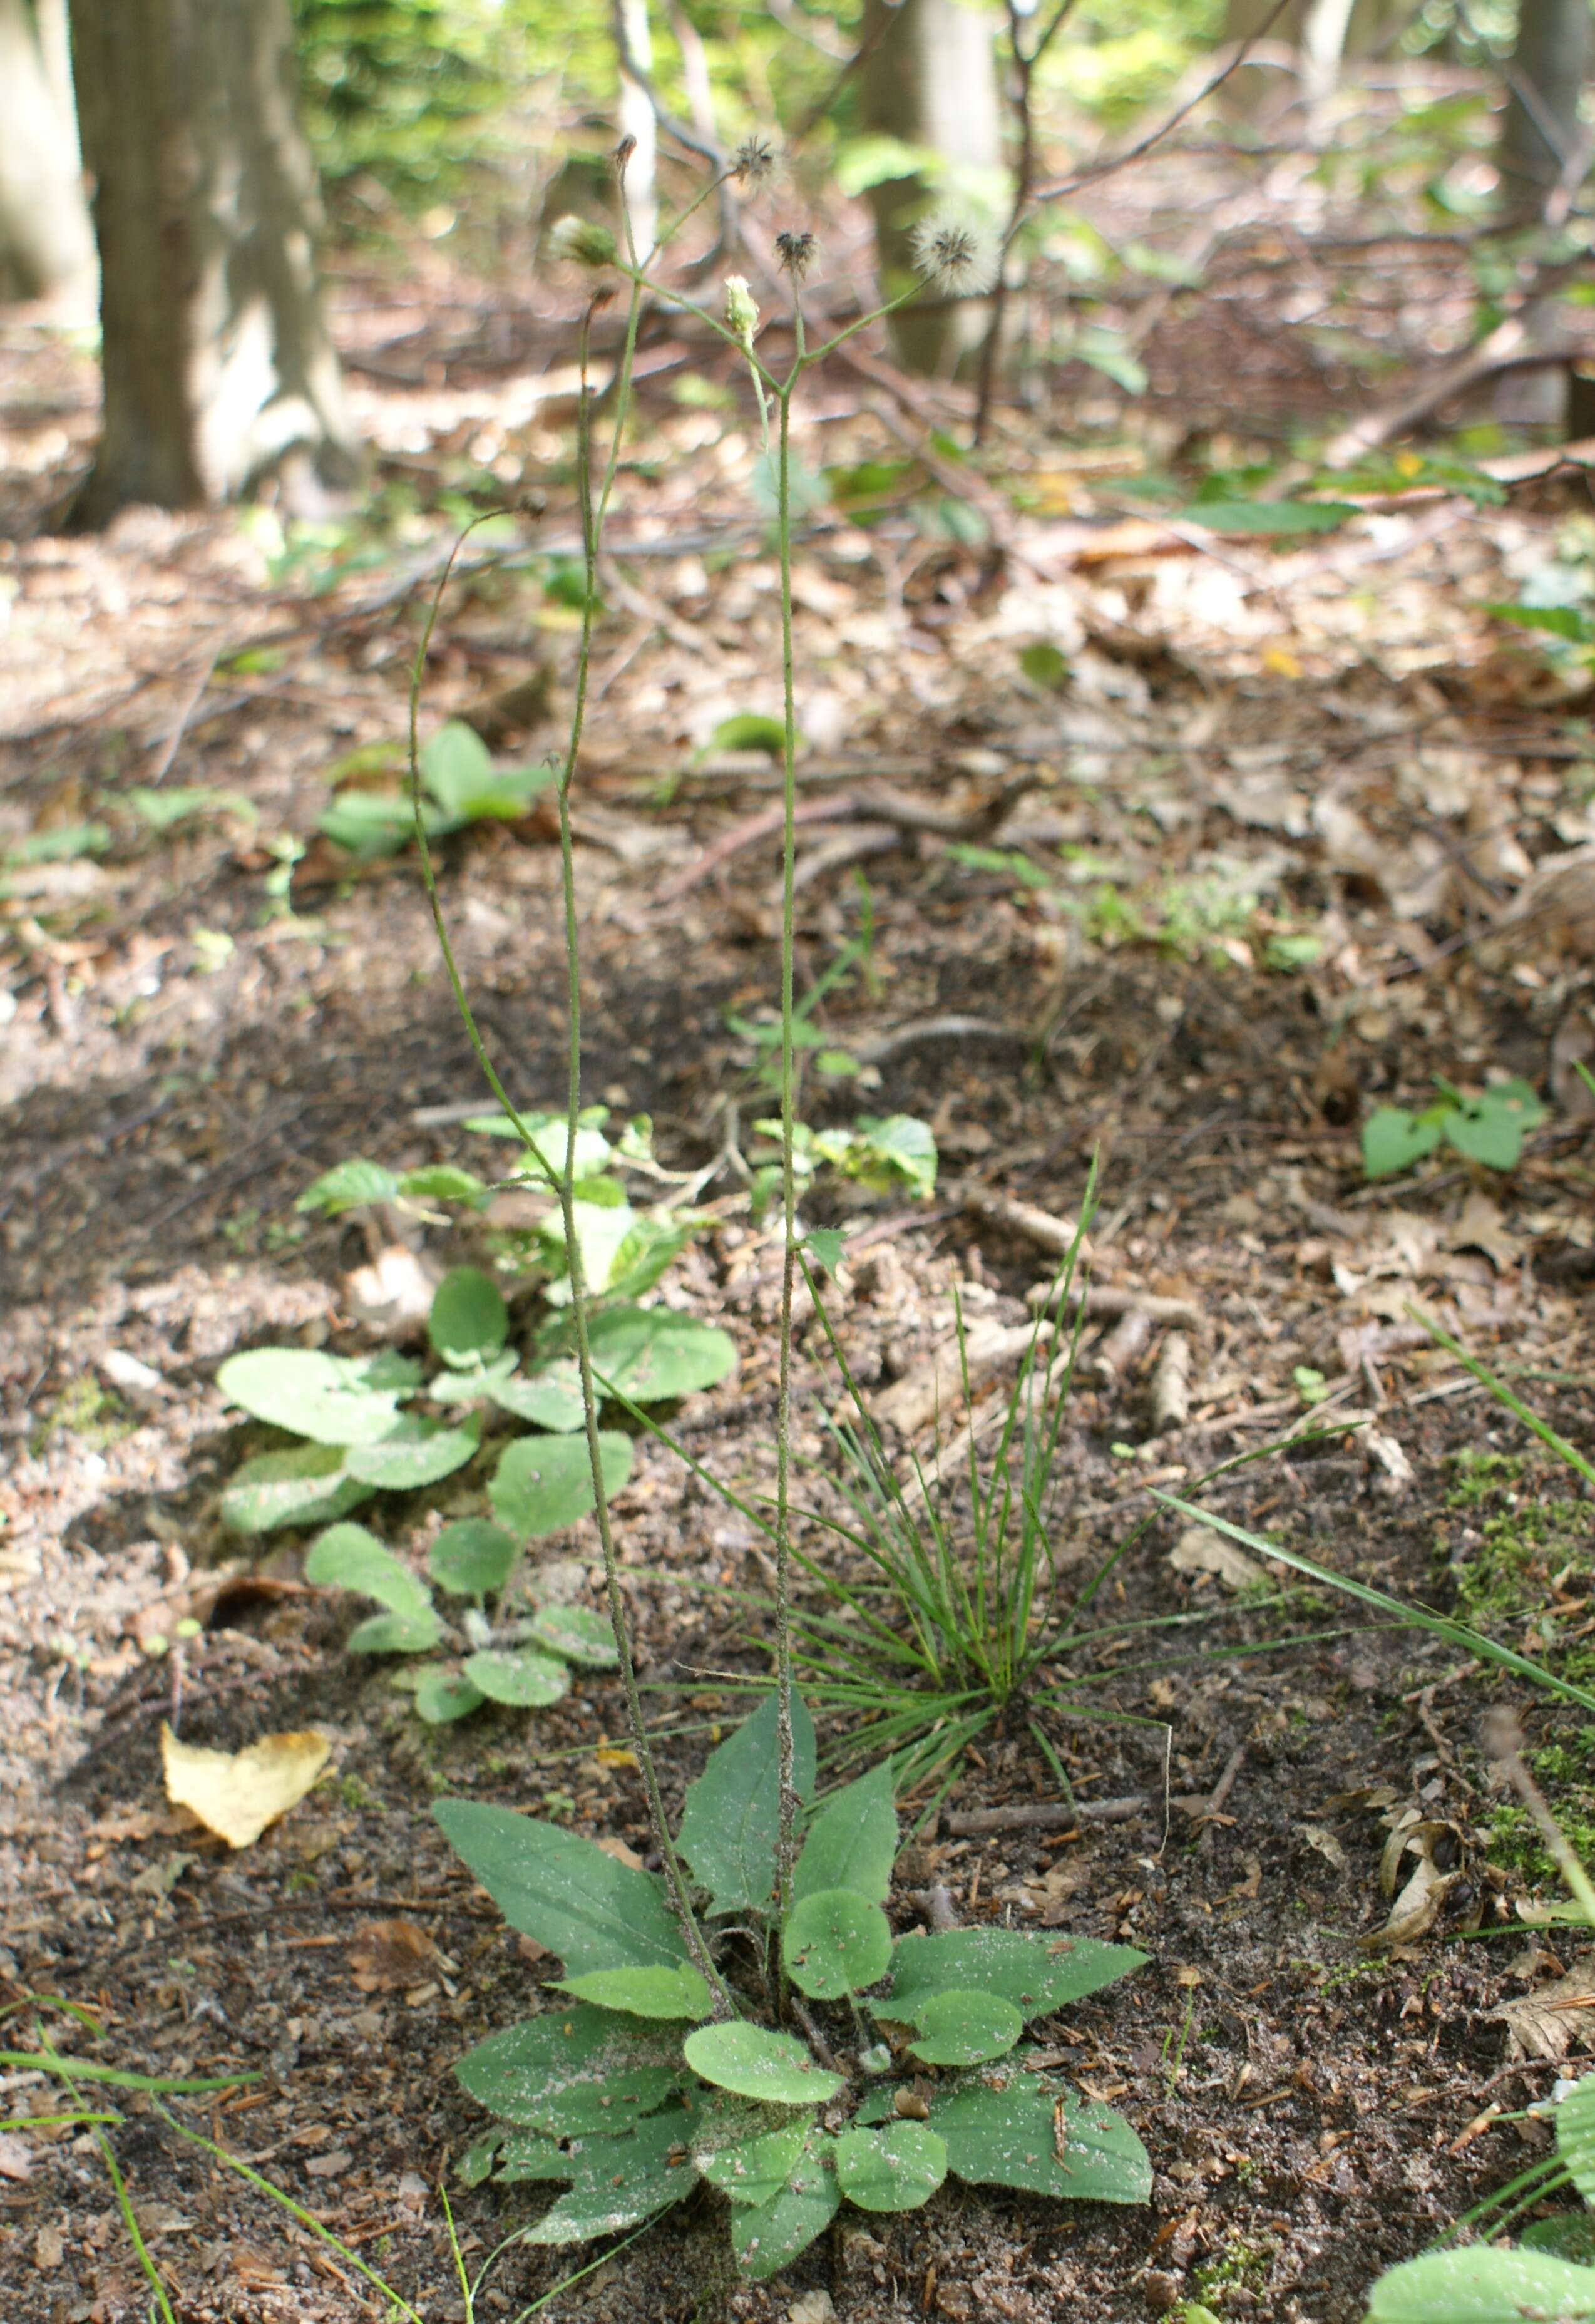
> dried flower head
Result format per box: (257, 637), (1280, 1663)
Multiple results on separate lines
(909, 213), (998, 296)
(547, 213), (618, 269)
(613, 134), (637, 176)
(775, 229), (816, 280)
(723, 274), (760, 345)
(731, 134), (776, 188)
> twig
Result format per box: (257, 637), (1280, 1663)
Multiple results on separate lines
(943, 1796), (1146, 1834)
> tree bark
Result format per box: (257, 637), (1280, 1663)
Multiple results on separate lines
(68, 0), (359, 528)
(1500, 0), (1592, 217)
(0, 0), (96, 304)
(860, 0), (1005, 376)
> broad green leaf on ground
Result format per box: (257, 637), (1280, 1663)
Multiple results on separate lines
(346, 1608), (444, 1655)
(833, 2122), (947, 2213)
(1561, 2077), (1595, 2203)
(1184, 500), (1357, 535)
(537, 1196), (639, 1300)
(1362, 1105), (1444, 1179)
(526, 1603), (619, 1668)
(453, 2005), (684, 2135)
(461, 1647), (571, 1708)
(907, 1989), (1024, 2067)
(792, 1762), (898, 1905)
(414, 1669), (486, 1723)
(344, 1413), (482, 1489)
(1523, 2218), (1595, 2264)
(217, 1347), (416, 1446)
(520, 2106), (695, 2244)
(399, 1164), (489, 1208)
(1443, 1078), (1547, 1170)
(1363, 2248), (1595, 2321)
(682, 2022), (843, 2104)
(429, 1267), (509, 1367)
(693, 2108), (813, 2204)
(418, 720), (495, 814)
(466, 1111), (614, 1181)
(886, 1928), (1148, 2022)
(295, 1159), (403, 1215)
(487, 1361), (586, 1431)
(846, 1114), (938, 1198)
(427, 1353), (520, 1407)
(434, 1802), (687, 1973)
(705, 712), (788, 756)
(730, 2135), (839, 2280)
(220, 1445), (376, 1535)
(305, 1523), (434, 1620)
(586, 1306), (737, 1403)
(782, 1890), (893, 2000)
(428, 1519), (517, 1597)
(931, 2073), (1152, 2205)
(490, 1431), (633, 1538)
(676, 1693), (816, 1918)
(553, 1964), (713, 2020)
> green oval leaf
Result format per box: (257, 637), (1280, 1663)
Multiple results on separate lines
(462, 1648), (571, 1708)
(490, 1431), (633, 1539)
(220, 1444), (375, 1535)
(344, 1414), (482, 1489)
(217, 1347), (414, 1446)
(429, 1267), (509, 1367)
(793, 1762), (897, 1905)
(453, 2005), (684, 2134)
(886, 1927), (1147, 2022)
(428, 1519), (517, 1598)
(433, 1803), (688, 1973)
(518, 2106), (694, 2243)
(488, 1362), (586, 1431)
(414, 1668), (486, 1724)
(1522, 2217), (1595, 2265)
(346, 1609), (444, 1655)
(295, 1158), (401, 1216)
(730, 2137), (838, 2280)
(1559, 2075), (1595, 2204)
(682, 2023), (843, 2105)
(526, 1603), (618, 1668)
(906, 1988), (1024, 2067)
(554, 1965), (713, 2020)
(931, 2072), (1152, 2206)
(1362, 1105), (1443, 1180)
(782, 1889), (893, 2000)
(693, 2108), (813, 2204)
(1363, 2248), (1595, 2322)
(587, 1306), (737, 1404)
(677, 1694), (816, 1920)
(305, 1522), (434, 1619)
(833, 2122), (946, 2213)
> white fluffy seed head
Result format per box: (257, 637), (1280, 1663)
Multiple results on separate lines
(910, 214), (998, 296)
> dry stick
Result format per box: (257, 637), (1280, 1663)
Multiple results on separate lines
(944, 1796), (1146, 1835)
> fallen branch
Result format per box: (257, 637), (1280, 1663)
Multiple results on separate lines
(943, 1796), (1146, 1835)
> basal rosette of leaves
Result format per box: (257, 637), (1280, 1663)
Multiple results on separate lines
(1362, 1077), (1547, 1181)
(438, 1698), (1151, 2275)
(215, 1257), (735, 1536)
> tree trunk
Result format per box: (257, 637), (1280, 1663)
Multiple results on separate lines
(1500, 0), (1592, 217)
(68, 0), (359, 528)
(860, 0), (1005, 376)
(0, 0), (96, 304)
(613, 0), (659, 260)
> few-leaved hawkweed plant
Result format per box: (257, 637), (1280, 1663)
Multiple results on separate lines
(404, 139), (1155, 2271)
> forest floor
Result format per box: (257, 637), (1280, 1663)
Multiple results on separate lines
(4, 115), (1595, 2324)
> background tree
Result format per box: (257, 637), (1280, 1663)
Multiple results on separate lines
(859, 0), (1006, 375)
(1499, 0), (1592, 219)
(69, 0), (360, 529)
(0, 0), (96, 306)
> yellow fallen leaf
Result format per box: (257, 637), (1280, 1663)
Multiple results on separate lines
(1263, 644), (1302, 679)
(595, 1746), (639, 1771)
(161, 1724), (330, 1850)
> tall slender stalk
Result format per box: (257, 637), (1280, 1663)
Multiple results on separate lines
(772, 359), (801, 1922)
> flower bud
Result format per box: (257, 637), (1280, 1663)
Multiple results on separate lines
(548, 214), (618, 269)
(723, 274), (759, 345)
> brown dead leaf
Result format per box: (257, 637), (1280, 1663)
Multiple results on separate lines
(349, 1919), (438, 1993)
(34, 2221), (64, 2270)
(161, 1722), (330, 1849)
(0, 2132), (31, 2183)
(1492, 1959), (1595, 2061)
(229, 2246), (288, 2290)
(1169, 1523), (1263, 1592)
(595, 1836), (644, 1869)
(1447, 1191), (1520, 1272)
(1297, 1823), (1350, 1873)
(1362, 1817), (1462, 1950)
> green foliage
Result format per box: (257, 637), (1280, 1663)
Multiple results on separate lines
(437, 1699), (1149, 2274)
(751, 1114), (940, 1203)
(305, 1513), (612, 1722)
(1363, 1078), (1547, 1179)
(319, 721), (556, 859)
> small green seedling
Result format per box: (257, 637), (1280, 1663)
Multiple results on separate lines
(304, 1517), (618, 1722)
(1362, 1077), (1547, 1180)
(319, 721), (556, 858)
(747, 1114), (939, 1217)
(439, 1697), (1150, 2274)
